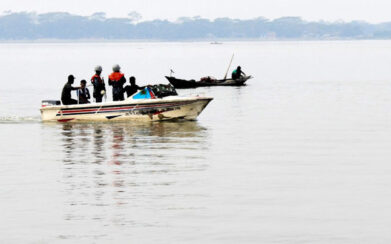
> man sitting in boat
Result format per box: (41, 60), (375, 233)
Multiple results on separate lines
(77, 80), (91, 104)
(108, 64), (126, 101)
(61, 75), (80, 105)
(123, 76), (145, 98)
(231, 66), (246, 80)
(91, 65), (106, 103)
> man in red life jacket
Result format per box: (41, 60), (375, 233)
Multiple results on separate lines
(108, 64), (126, 101)
(91, 65), (106, 103)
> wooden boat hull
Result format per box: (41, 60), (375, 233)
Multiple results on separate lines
(40, 96), (213, 122)
(165, 76), (252, 88)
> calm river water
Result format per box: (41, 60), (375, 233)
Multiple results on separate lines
(0, 41), (391, 243)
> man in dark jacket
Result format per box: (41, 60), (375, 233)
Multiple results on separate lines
(91, 65), (106, 103)
(61, 75), (80, 105)
(123, 76), (144, 98)
(77, 80), (91, 104)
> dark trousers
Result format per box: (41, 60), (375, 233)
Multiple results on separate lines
(112, 87), (124, 101)
(113, 93), (124, 101)
(95, 96), (103, 103)
(62, 98), (78, 105)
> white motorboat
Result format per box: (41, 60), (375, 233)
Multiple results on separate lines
(40, 86), (213, 122)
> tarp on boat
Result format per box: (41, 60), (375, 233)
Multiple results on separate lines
(150, 84), (177, 98)
(132, 84), (177, 99)
(133, 87), (156, 99)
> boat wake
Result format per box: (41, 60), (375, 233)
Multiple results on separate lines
(0, 115), (41, 124)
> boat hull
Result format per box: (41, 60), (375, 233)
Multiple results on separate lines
(166, 76), (252, 88)
(40, 97), (213, 122)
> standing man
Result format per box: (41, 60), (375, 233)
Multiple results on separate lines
(123, 76), (144, 98)
(91, 65), (106, 103)
(108, 64), (126, 101)
(61, 75), (80, 105)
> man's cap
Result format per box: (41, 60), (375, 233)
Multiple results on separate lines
(68, 74), (75, 80)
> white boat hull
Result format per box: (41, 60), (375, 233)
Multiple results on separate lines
(40, 96), (213, 122)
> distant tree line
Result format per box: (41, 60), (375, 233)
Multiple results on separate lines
(1, 12), (391, 40)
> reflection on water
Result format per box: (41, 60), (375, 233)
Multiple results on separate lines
(58, 121), (209, 232)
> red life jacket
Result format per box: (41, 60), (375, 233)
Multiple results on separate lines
(109, 72), (124, 82)
(91, 74), (103, 83)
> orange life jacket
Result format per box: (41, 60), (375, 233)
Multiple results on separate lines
(109, 72), (124, 82)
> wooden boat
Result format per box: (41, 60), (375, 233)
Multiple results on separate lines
(165, 75), (252, 89)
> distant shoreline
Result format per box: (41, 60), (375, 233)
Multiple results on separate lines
(3, 12), (391, 41)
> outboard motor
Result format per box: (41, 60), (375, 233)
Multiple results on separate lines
(41, 100), (61, 107)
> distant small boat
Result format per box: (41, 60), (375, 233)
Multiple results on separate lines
(165, 75), (252, 89)
(210, 41), (223, 45)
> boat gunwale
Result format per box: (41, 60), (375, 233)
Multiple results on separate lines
(40, 96), (213, 111)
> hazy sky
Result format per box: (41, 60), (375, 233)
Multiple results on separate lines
(1, 0), (390, 23)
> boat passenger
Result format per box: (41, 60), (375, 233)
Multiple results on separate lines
(231, 66), (246, 80)
(91, 65), (106, 103)
(123, 76), (145, 98)
(77, 80), (91, 104)
(61, 75), (80, 105)
(108, 64), (126, 101)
